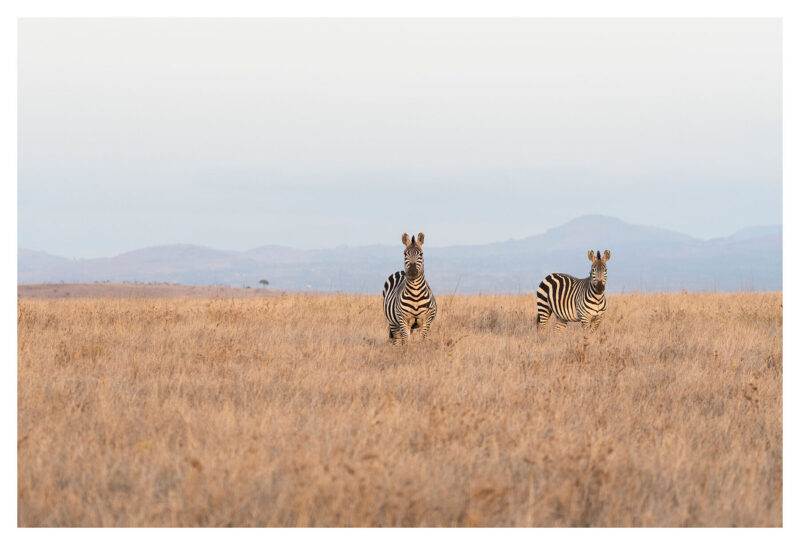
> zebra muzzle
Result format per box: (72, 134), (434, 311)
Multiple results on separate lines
(595, 282), (605, 293)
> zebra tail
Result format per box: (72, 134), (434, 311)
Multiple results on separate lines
(535, 279), (549, 325)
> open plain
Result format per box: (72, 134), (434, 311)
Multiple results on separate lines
(17, 289), (782, 526)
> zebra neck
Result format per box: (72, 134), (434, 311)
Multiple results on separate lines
(588, 283), (605, 301)
(405, 274), (427, 291)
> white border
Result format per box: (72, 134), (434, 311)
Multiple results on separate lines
(4, 1), (796, 544)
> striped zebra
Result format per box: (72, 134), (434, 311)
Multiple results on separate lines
(382, 232), (437, 345)
(537, 250), (611, 332)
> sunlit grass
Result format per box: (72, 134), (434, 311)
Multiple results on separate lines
(17, 292), (782, 526)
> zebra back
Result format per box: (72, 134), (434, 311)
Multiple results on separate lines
(537, 273), (599, 322)
(537, 249), (610, 329)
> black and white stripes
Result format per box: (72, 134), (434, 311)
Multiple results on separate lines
(381, 235), (611, 344)
(537, 250), (611, 332)
(382, 232), (437, 345)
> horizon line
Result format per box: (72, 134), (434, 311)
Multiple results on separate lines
(18, 214), (783, 261)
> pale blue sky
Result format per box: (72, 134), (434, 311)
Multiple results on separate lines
(18, 18), (781, 258)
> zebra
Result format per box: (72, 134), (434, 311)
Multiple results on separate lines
(537, 250), (611, 332)
(382, 232), (437, 345)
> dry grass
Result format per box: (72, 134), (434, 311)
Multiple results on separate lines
(18, 282), (295, 300)
(17, 292), (782, 527)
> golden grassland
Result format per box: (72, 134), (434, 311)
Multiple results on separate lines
(18, 282), (295, 300)
(17, 291), (782, 527)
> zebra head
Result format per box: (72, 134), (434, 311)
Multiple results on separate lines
(402, 232), (425, 280)
(588, 249), (611, 293)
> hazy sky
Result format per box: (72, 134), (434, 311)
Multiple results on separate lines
(19, 18), (781, 258)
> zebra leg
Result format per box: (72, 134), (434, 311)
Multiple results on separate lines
(394, 322), (411, 346)
(580, 315), (592, 332)
(554, 318), (568, 331)
(537, 308), (552, 330)
(420, 313), (435, 340)
(591, 314), (603, 332)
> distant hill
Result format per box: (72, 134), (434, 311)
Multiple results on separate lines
(18, 215), (781, 293)
(18, 248), (70, 274)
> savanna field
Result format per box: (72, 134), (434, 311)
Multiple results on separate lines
(17, 289), (782, 527)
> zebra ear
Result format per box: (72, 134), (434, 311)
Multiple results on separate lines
(402, 233), (411, 247)
(417, 232), (425, 245)
(588, 250), (596, 262)
(602, 250), (611, 262)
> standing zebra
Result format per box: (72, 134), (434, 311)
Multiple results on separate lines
(382, 232), (437, 345)
(537, 250), (611, 332)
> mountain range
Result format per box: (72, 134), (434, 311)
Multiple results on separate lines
(18, 215), (782, 294)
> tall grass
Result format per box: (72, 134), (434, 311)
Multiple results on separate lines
(17, 292), (782, 526)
